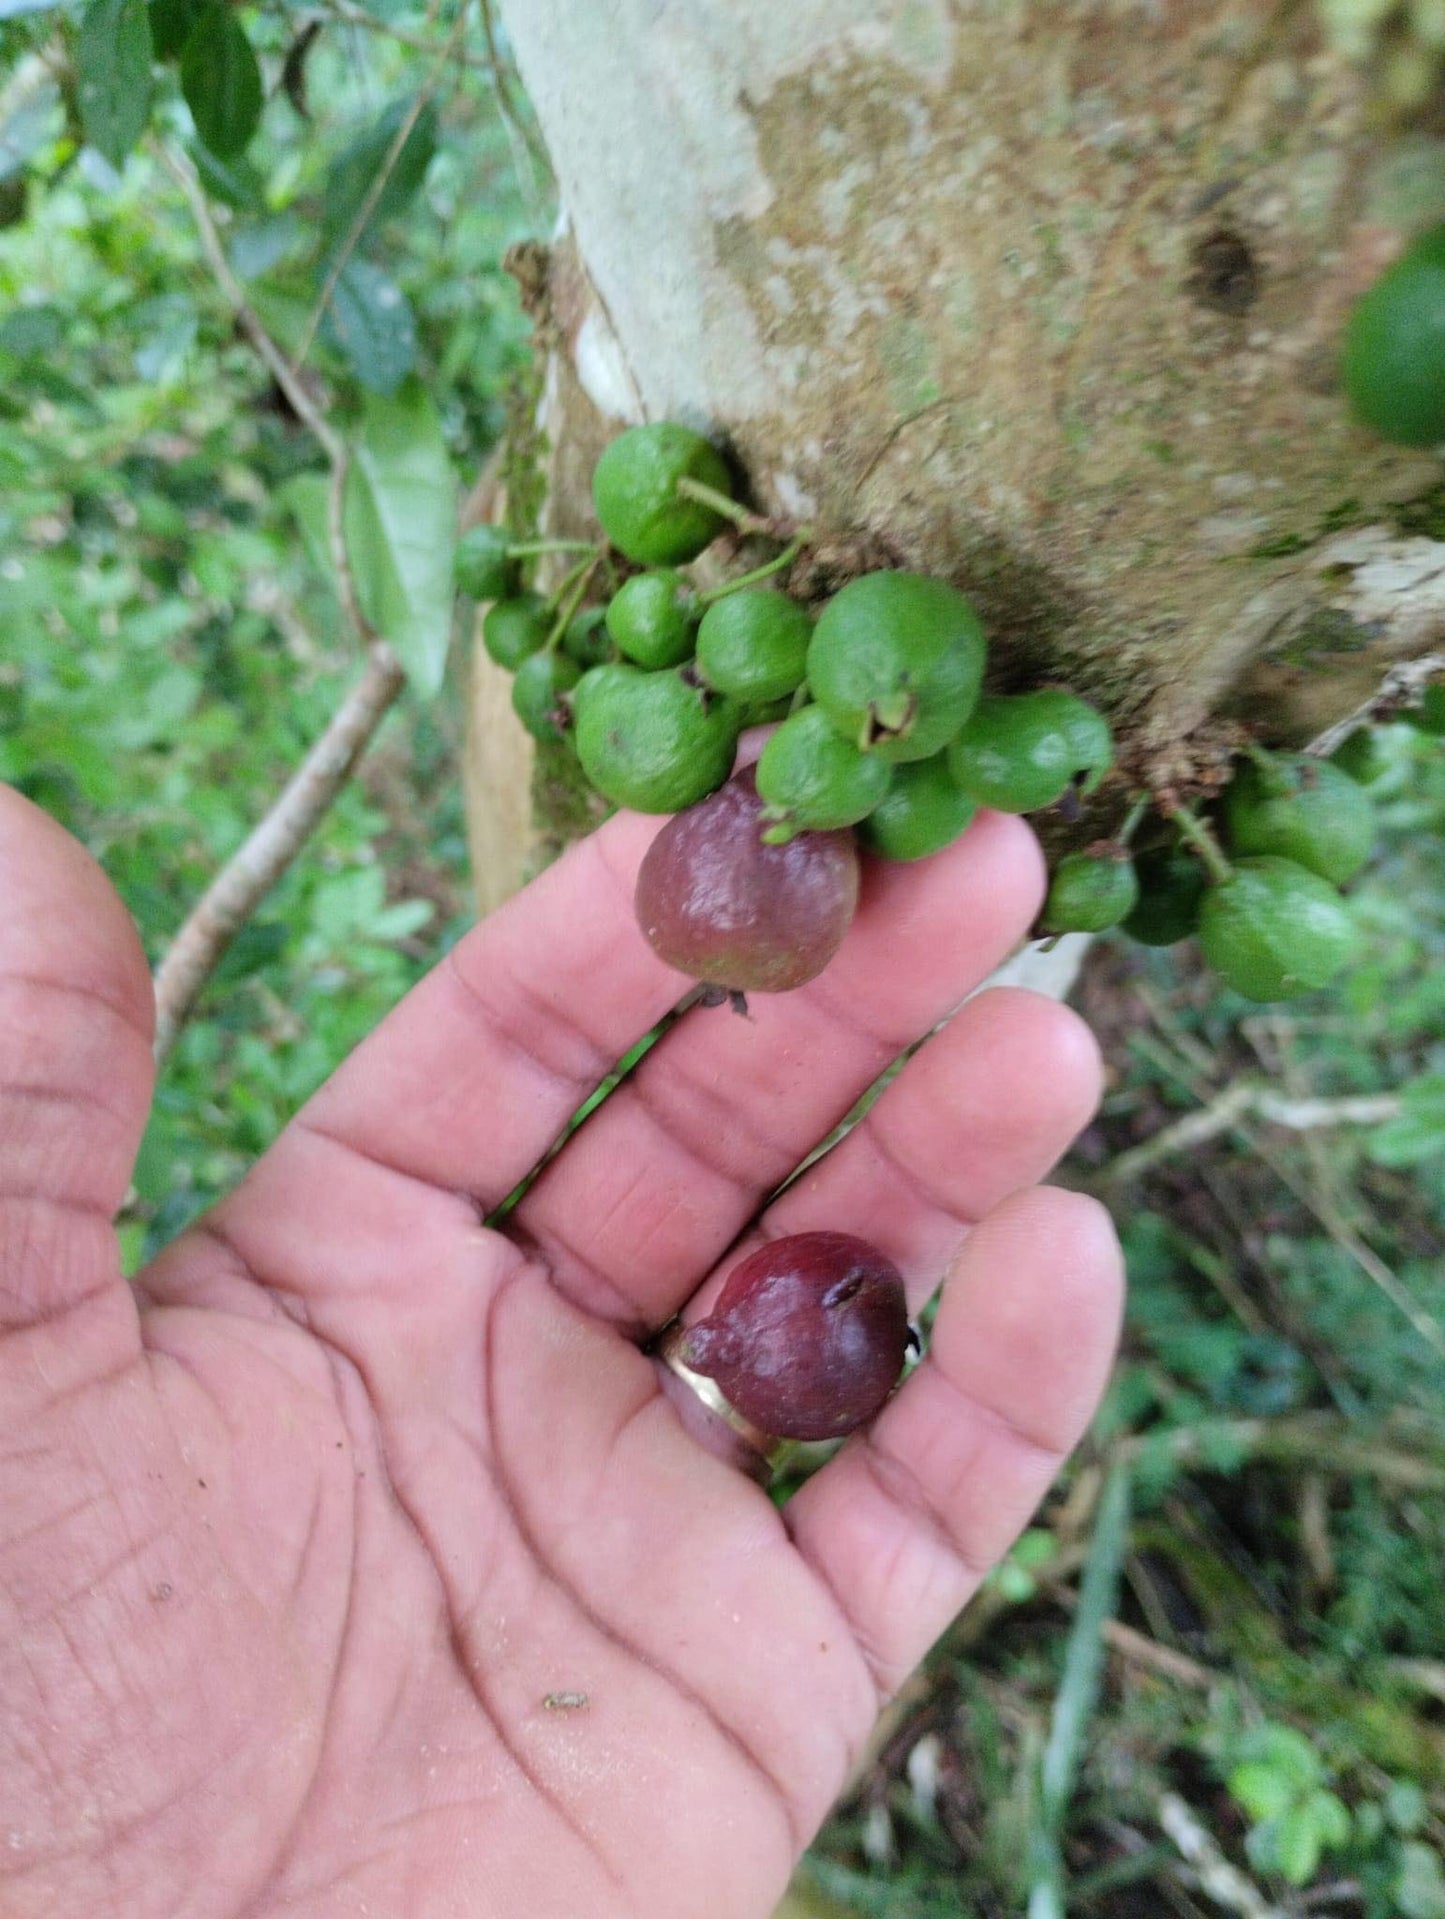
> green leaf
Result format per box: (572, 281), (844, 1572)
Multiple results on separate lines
(180, 2), (263, 160)
(279, 472), (336, 586)
(1228, 1761), (1298, 1825)
(341, 384), (457, 694)
(1231, 1722), (1323, 1791)
(77, 0), (153, 168)
(1398, 1842), (1445, 1919)
(321, 97), (438, 247)
(322, 258), (417, 395)
(147, 0), (202, 59)
(189, 138), (265, 210)
(1272, 1804), (1326, 1885)
(1306, 1790), (1351, 1850)
(1371, 1074), (1445, 1167)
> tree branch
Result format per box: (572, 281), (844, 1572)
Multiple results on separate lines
(1120, 1415), (1445, 1493)
(152, 144), (412, 1064)
(1158, 1793), (1286, 1919)
(151, 644), (406, 1061)
(1099, 1082), (1402, 1189)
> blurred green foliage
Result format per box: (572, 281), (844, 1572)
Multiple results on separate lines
(0, 0), (539, 1261)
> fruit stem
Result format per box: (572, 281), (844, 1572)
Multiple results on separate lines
(674, 475), (772, 535)
(1241, 737), (1292, 795)
(1168, 803), (1235, 886)
(1116, 795), (1150, 847)
(697, 532), (812, 605)
(506, 538), (601, 559)
(544, 553), (603, 650)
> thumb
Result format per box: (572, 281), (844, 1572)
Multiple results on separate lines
(0, 785), (155, 1335)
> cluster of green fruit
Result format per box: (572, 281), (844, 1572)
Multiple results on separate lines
(1061, 742), (1381, 1004)
(456, 419), (1432, 1007)
(459, 421), (1114, 856)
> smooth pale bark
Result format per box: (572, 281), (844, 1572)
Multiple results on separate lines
(469, 2), (1444, 889)
(494, 1), (1444, 758)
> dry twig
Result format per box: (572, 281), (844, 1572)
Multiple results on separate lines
(1100, 1082), (1402, 1189)
(151, 646), (406, 1059)
(150, 147), (412, 1063)
(1159, 1793), (1286, 1919)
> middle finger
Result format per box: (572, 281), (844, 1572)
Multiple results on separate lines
(510, 809), (1043, 1332)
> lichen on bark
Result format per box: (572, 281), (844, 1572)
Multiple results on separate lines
(497, 0), (1445, 789)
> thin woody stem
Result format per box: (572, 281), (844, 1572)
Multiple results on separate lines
(151, 645), (407, 1062)
(1168, 803), (1234, 886)
(674, 475), (772, 535)
(698, 531), (811, 605)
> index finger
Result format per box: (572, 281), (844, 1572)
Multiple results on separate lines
(293, 809), (684, 1210)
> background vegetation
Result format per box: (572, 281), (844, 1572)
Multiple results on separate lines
(1, 5), (1441, 1915)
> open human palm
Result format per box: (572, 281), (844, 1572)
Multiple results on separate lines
(0, 784), (1121, 1919)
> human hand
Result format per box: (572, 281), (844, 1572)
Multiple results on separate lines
(0, 783), (1121, 1919)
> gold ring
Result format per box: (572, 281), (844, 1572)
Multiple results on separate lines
(652, 1320), (788, 1484)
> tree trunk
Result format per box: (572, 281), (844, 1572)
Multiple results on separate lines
(485, 0), (1443, 829)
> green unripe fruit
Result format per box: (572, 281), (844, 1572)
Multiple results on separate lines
(592, 422), (734, 566)
(858, 753), (978, 861)
(482, 593), (552, 670)
(1329, 728), (1388, 785)
(562, 605), (613, 669)
(511, 651), (581, 743)
(806, 571), (987, 763)
(1341, 224), (1445, 447)
(455, 523), (517, 601)
(1122, 845), (1207, 946)
(1042, 849), (1140, 933)
(755, 704), (893, 838)
(1409, 683), (1445, 736)
(605, 570), (697, 668)
(695, 588), (812, 704)
(1222, 753), (1375, 886)
(1198, 857), (1358, 1002)
(572, 664), (741, 814)
(947, 691), (1115, 813)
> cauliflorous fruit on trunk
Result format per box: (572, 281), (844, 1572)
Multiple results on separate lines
(634, 766), (859, 991)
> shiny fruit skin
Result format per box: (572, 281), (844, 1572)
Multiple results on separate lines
(695, 589), (812, 704)
(455, 523), (517, 601)
(592, 422), (734, 566)
(562, 605), (613, 669)
(858, 752), (978, 861)
(1329, 728), (1387, 785)
(806, 571), (986, 763)
(634, 766), (860, 991)
(947, 692), (1114, 813)
(755, 703), (893, 834)
(482, 593), (552, 670)
(573, 664), (740, 814)
(1222, 755), (1375, 887)
(1122, 845), (1207, 947)
(511, 650), (580, 743)
(681, 1231), (910, 1440)
(1198, 857), (1357, 1001)
(1341, 225), (1445, 447)
(605, 569), (697, 669)
(1042, 850), (1139, 933)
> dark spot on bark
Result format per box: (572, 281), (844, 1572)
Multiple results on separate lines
(1187, 228), (1259, 315)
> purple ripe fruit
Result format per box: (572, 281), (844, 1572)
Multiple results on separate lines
(635, 766), (860, 992)
(680, 1232), (911, 1440)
